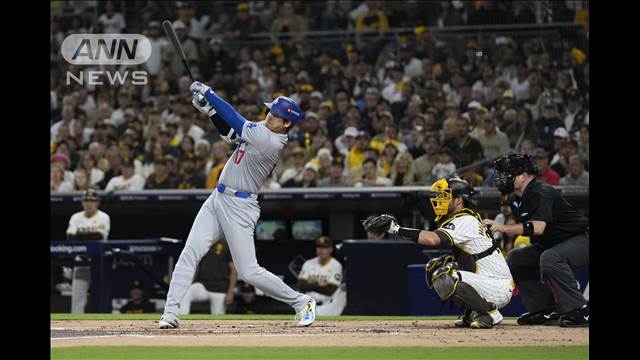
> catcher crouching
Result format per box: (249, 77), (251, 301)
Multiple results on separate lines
(362, 177), (514, 328)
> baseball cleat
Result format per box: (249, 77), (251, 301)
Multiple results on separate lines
(158, 314), (179, 329)
(516, 310), (558, 326)
(559, 304), (589, 328)
(454, 310), (474, 328)
(296, 298), (316, 327)
(470, 309), (503, 329)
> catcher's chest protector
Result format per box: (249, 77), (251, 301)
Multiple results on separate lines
(437, 209), (501, 273)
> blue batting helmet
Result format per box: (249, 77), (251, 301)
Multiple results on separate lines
(264, 96), (304, 123)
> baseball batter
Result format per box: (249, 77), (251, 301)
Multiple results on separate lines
(159, 81), (316, 328)
(362, 177), (513, 328)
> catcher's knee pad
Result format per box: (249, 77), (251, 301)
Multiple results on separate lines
(432, 262), (460, 300)
(451, 281), (496, 315)
(425, 255), (455, 289)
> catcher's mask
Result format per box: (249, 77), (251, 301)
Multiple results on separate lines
(429, 177), (475, 222)
(492, 154), (537, 195)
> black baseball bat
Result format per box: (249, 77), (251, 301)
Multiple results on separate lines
(162, 20), (195, 82)
(162, 20), (208, 106)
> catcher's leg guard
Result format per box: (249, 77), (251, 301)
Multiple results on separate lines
(451, 282), (496, 315)
(432, 263), (459, 300)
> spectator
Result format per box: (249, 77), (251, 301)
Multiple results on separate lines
(389, 151), (417, 186)
(105, 158), (145, 191)
(97, 1), (126, 34)
(442, 117), (484, 168)
(346, 131), (372, 171)
(179, 135), (196, 160)
(310, 148), (333, 181)
(378, 141), (400, 176)
(111, 88), (134, 128)
(381, 63), (408, 103)
(510, 64), (531, 101)
(119, 280), (156, 314)
(400, 43), (423, 79)
(414, 134), (440, 185)
(177, 112), (205, 143)
(563, 88), (588, 136)
(145, 21), (169, 77)
(51, 105), (77, 139)
(51, 153), (74, 184)
(72, 169), (92, 191)
(195, 139), (212, 175)
(270, 2), (308, 46)
(431, 149), (457, 180)
(550, 139), (578, 178)
(533, 148), (560, 185)
(165, 20), (200, 79)
(355, 1), (390, 63)
(279, 146), (307, 186)
(334, 127), (359, 158)
(199, 37), (235, 81)
(51, 164), (73, 192)
(283, 162), (318, 188)
(145, 158), (173, 189)
(518, 139), (536, 157)
(577, 124), (589, 165)
(76, 152), (105, 186)
(225, 2), (266, 41)
(536, 97), (564, 152)
(474, 115), (511, 161)
(318, 160), (348, 187)
(436, 0), (464, 27)
(353, 158), (392, 187)
(180, 240), (237, 315)
(231, 282), (272, 314)
(297, 236), (346, 316)
(506, 108), (538, 150)
(174, 154), (206, 189)
(206, 141), (232, 189)
(560, 155), (589, 186)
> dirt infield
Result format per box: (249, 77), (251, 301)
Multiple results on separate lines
(51, 320), (588, 348)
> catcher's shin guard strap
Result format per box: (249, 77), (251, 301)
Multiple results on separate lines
(398, 227), (421, 242)
(451, 282), (495, 314)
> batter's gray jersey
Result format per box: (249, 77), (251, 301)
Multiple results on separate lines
(218, 120), (287, 194)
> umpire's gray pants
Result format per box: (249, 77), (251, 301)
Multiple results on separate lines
(163, 191), (310, 318)
(507, 231), (589, 314)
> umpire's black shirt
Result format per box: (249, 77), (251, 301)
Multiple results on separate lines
(510, 179), (588, 249)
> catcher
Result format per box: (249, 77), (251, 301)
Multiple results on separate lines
(362, 177), (514, 328)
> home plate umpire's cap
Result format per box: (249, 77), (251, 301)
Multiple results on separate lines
(264, 96), (304, 123)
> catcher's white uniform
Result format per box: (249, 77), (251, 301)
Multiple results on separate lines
(435, 211), (514, 309)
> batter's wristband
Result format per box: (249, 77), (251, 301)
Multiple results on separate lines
(523, 221), (534, 236)
(398, 227), (421, 242)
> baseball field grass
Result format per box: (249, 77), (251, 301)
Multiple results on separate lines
(51, 345), (589, 360)
(51, 314), (588, 359)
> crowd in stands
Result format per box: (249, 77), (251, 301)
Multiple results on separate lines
(51, 1), (589, 192)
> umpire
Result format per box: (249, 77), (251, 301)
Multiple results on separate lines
(483, 154), (589, 327)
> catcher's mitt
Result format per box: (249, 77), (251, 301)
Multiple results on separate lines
(361, 214), (397, 236)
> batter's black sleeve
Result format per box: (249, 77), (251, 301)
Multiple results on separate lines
(210, 113), (233, 136)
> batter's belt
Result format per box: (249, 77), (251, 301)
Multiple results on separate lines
(217, 183), (257, 199)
